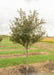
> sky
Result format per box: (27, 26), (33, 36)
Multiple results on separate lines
(0, 0), (54, 36)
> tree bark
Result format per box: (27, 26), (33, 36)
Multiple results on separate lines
(26, 46), (29, 72)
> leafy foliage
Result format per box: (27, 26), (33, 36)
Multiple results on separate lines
(10, 9), (45, 48)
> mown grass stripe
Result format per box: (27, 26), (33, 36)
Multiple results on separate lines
(0, 54), (54, 68)
(0, 49), (47, 55)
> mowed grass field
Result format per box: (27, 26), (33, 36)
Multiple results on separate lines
(0, 37), (54, 68)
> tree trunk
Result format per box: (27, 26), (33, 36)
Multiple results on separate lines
(26, 46), (29, 72)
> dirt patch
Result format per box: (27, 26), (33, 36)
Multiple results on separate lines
(0, 52), (49, 58)
(33, 42), (54, 51)
(0, 61), (54, 75)
(0, 54), (25, 58)
(29, 52), (49, 55)
(0, 48), (25, 51)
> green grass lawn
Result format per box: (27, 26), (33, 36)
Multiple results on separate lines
(0, 48), (48, 55)
(0, 38), (24, 49)
(0, 37), (54, 68)
(0, 54), (54, 68)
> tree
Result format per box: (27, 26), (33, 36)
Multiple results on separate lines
(0, 35), (2, 42)
(10, 9), (45, 71)
(0, 35), (2, 46)
(46, 34), (48, 37)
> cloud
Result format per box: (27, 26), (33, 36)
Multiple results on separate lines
(0, 8), (17, 35)
(25, 0), (39, 1)
(0, 23), (10, 35)
(25, 0), (39, 3)
(0, 0), (54, 36)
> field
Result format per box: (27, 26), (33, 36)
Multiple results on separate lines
(0, 37), (54, 75)
(41, 37), (54, 42)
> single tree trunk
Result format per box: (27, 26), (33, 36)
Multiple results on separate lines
(26, 46), (29, 72)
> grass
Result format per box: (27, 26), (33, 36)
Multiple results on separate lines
(0, 48), (53, 55)
(0, 49), (26, 55)
(0, 37), (54, 68)
(0, 48), (47, 55)
(0, 54), (54, 68)
(0, 38), (24, 49)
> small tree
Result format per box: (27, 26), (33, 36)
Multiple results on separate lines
(10, 9), (45, 71)
(0, 35), (2, 46)
(0, 35), (2, 41)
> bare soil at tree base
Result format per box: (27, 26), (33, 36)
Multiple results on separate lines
(0, 61), (54, 75)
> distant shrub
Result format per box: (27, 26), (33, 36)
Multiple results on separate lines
(0, 35), (2, 42)
(1, 35), (9, 38)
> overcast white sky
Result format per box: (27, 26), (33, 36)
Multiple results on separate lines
(0, 0), (54, 36)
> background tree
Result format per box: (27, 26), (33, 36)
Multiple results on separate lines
(0, 35), (2, 46)
(46, 33), (48, 37)
(10, 9), (45, 71)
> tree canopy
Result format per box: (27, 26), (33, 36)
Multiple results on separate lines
(10, 9), (45, 48)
